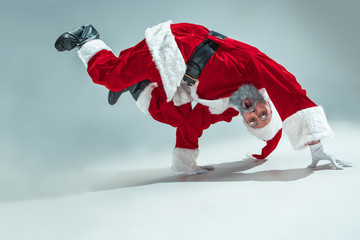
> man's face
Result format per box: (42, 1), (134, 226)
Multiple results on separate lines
(229, 84), (273, 129)
(242, 100), (272, 129)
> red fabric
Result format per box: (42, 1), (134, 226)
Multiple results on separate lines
(252, 129), (283, 159)
(245, 56), (316, 121)
(85, 22), (318, 158)
(87, 40), (162, 92)
(147, 88), (239, 149)
(171, 25), (317, 121)
(148, 86), (192, 128)
(174, 105), (239, 149)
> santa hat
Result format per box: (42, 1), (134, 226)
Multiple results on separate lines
(244, 92), (283, 159)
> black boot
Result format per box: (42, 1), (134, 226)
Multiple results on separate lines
(108, 89), (128, 105)
(55, 24), (100, 52)
(108, 79), (152, 105)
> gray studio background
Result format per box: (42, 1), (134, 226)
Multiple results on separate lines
(1, 0), (359, 201)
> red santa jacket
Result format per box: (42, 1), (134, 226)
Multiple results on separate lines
(78, 21), (333, 157)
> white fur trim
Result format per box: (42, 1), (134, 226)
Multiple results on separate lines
(77, 39), (111, 67)
(172, 148), (199, 173)
(173, 81), (193, 106)
(283, 106), (334, 150)
(136, 83), (158, 114)
(245, 101), (283, 141)
(259, 88), (270, 99)
(190, 83), (231, 114)
(145, 21), (187, 102)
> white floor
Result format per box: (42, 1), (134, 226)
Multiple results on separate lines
(1, 122), (359, 240)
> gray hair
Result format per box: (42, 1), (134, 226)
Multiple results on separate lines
(230, 84), (266, 114)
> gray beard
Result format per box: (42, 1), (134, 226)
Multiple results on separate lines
(230, 84), (266, 114)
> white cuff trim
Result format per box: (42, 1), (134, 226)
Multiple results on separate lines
(283, 106), (334, 150)
(136, 83), (158, 114)
(190, 83), (231, 114)
(77, 39), (111, 67)
(172, 81), (193, 106)
(171, 148), (199, 173)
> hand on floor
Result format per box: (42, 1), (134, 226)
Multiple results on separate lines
(308, 142), (352, 169)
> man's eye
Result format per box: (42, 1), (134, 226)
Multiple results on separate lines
(249, 118), (257, 126)
(260, 112), (267, 119)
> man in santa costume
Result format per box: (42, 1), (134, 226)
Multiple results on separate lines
(55, 21), (351, 174)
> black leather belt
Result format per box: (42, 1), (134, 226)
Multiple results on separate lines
(183, 30), (226, 86)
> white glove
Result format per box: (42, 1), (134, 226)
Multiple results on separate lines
(308, 142), (352, 169)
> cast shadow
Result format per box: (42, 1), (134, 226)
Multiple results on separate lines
(89, 159), (335, 192)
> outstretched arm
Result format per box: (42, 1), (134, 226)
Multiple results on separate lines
(247, 55), (333, 150)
